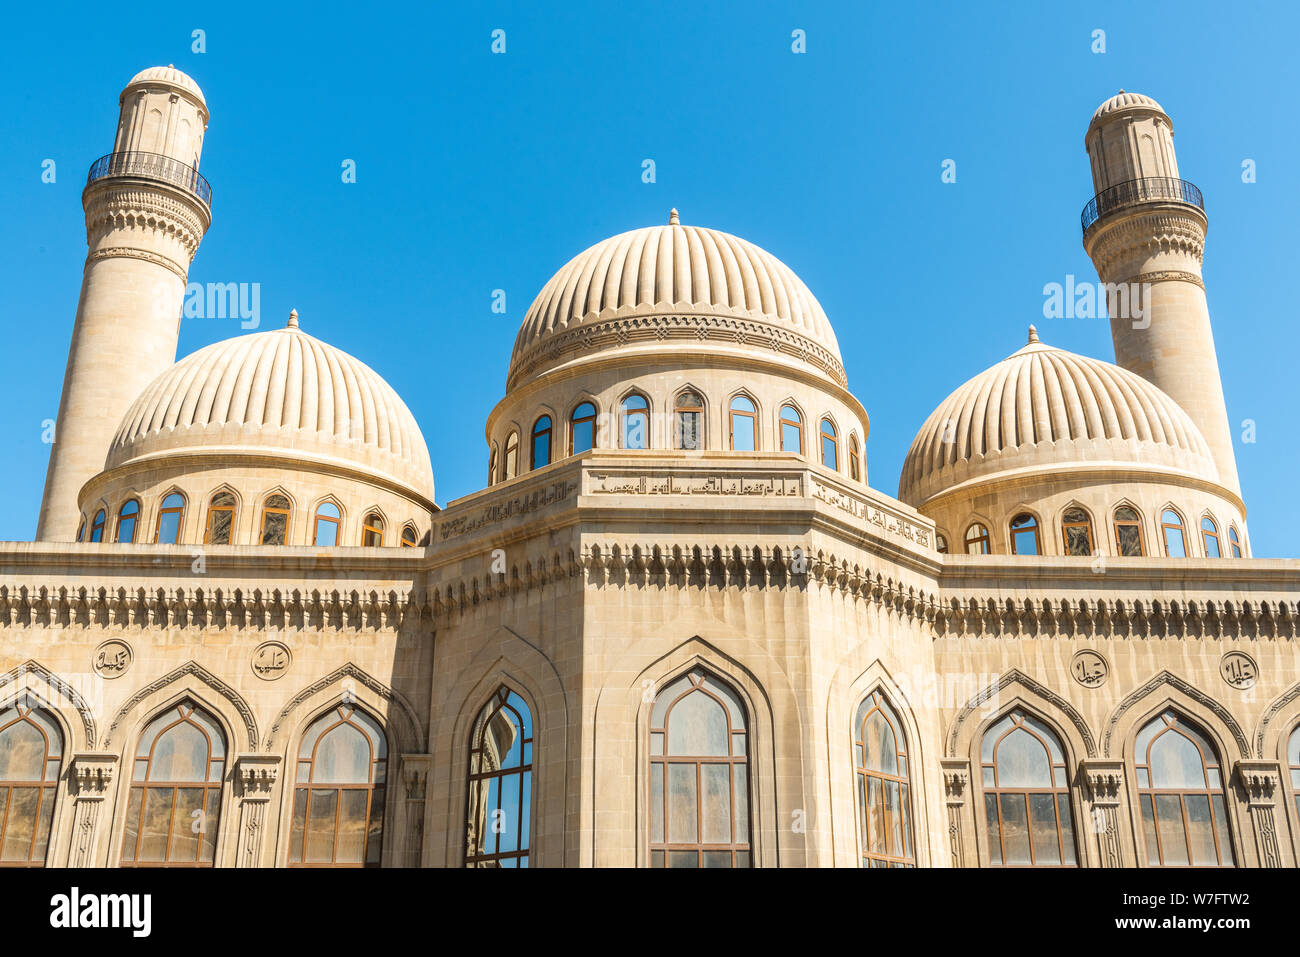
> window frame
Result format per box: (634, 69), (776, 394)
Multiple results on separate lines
(531, 415), (553, 470)
(849, 433), (862, 482)
(965, 522), (991, 555)
(569, 401), (597, 456)
(1228, 525), (1242, 558)
(674, 390), (704, 451)
(153, 491), (187, 545)
(620, 393), (650, 450)
(361, 512), (385, 547)
(116, 499), (141, 544)
(1009, 512), (1041, 556)
(1200, 516), (1221, 558)
(503, 431), (519, 479)
(852, 690), (916, 867)
(1061, 506), (1094, 557)
(203, 491), (237, 545)
(259, 494), (292, 546)
(779, 404), (803, 455)
(463, 687), (535, 868)
(312, 501), (342, 547)
(1160, 508), (1188, 557)
(1113, 505), (1146, 557)
(819, 417), (839, 471)
(89, 508), (107, 543)
(0, 701), (63, 867)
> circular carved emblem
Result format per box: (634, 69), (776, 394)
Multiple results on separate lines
(1220, 651), (1258, 690)
(251, 641), (292, 680)
(1070, 650), (1108, 688)
(93, 639), (133, 678)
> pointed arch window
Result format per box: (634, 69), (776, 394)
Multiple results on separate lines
(853, 691), (915, 867)
(361, 513), (384, 547)
(1114, 505), (1146, 556)
(675, 392), (703, 450)
(503, 431), (519, 479)
(965, 522), (990, 555)
(1200, 516), (1221, 558)
(0, 701), (62, 866)
(1062, 507), (1093, 556)
(312, 502), (341, 547)
(780, 405), (803, 454)
(260, 494), (291, 545)
(649, 669), (751, 868)
(154, 492), (186, 544)
(729, 396), (756, 451)
(1228, 526), (1242, 558)
(1161, 509), (1187, 557)
(121, 701), (225, 866)
(820, 418), (839, 471)
(116, 499), (140, 544)
(1134, 711), (1234, 867)
(1010, 513), (1040, 555)
(621, 394), (649, 450)
(1288, 726), (1300, 824)
(89, 508), (107, 543)
(981, 710), (1077, 866)
(289, 705), (388, 867)
(936, 533), (949, 554)
(849, 434), (862, 482)
(570, 402), (597, 455)
(488, 445), (498, 486)
(400, 525), (419, 548)
(204, 492), (236, 545)
(531, 416), (552, 469)
(465, 688), (533, 868)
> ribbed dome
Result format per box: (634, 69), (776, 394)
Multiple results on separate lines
(1090, 91), (1165, 128)
(123, 65), (206, 107)
(107, 320), (434, 502)
(507, 217), (844, 390)
(898, 329), (1218, 507)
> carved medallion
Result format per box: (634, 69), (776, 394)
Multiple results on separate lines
(251, 641), (292, 680)
(1220, 651), (1258, 690)
(1070, 650), (1108, 688)
(92, 639), (133, 678)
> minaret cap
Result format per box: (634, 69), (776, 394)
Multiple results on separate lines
(669, 208), (680, 226)
(1027, 324), (1039, 344)
(287, 308), (299, 329)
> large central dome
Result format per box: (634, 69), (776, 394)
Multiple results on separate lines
(507, 215), (844, 391)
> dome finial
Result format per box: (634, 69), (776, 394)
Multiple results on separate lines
(1027, 324), (1039, 344)
(669, 208), (680, 226)
(287, 308), (299, 329)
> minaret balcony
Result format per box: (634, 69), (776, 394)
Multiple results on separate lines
(86, 151), (212, 206)
(1081, 176), (1202, 234)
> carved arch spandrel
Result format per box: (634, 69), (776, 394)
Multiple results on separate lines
(103, 660), (257, 752)
(1102, 670), (1248, 760)
(264, 662), (423, 755)
(946, 668), (1096, 759)
(0, 659), (96, 749)
(1255, 681), (1300, 759)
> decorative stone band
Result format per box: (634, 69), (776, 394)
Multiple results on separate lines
(86, 245), (189, 282)
(1118, 269), (1205, 291)
(1085, 209), (1206, 276)
(83, 185), (209, 260)
(506, 311), (848, 392)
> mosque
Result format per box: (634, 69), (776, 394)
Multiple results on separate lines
(0, 68), (1296, 868)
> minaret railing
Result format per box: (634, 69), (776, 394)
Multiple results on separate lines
(1081, 176), (1202, 233)
(86, 151), (212, 205)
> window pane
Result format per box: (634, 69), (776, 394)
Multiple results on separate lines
(156, 510), (181, 544)
(1154, 794), (1189, 865)
(312, 723), (371, 784)
(306, 789), (338, 862)
(781, 422), (801, 452)
(667, 850), (698, 868)
(666, 764), (697, 844)
(999, 794), (1031, 865)
(650, 764), (664, 844)
(994, 728), (1053, 787)
(31, 787), (55, 863)
(138, 788), (173, 862)
(314, 517), (338, 547)
(1140, 794), (1160, 865)
(701, 850), (732, 868)
(0, 787), (38, 861)
(666, 691), (729, 756)
(206, 508), (232, 544)
(201, 789), (220, 863)
(1028, 793), (1061, 865)
(1148, 730), (1208, 789)
(335, 788), (369, 864)
(169, 787), (204, 862)
(677, 411), (701, 450)
(261, 509), (288, 545)
(700, 764), (732, 844)
(572, 419), (594, 454)
(1064, 525), (1092, 556)
(1211, 794), (1233, 865)
(0, 720), (47, 779)
(623, 411), (648, 449)
(1183, 794), (1217, 866)
(1164, 527), (1186, 557)
(366, 787), (385, 865)
(731, 414), (755, 451)
(984, 793), (1002, 865)
(733, 765), (749, 843)
(149, 721), (210, 782)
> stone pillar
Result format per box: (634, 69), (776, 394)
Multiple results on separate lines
(235, 754), (280, 868)
(401, 754), (432, 867)
(940, 759), (971, 868)
(68, 752), (118, 867)
(1236, 760), (1285, 868)
(1081, 759), (1126, 868)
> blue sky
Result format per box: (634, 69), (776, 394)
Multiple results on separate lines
(3, 1), (1297, 554)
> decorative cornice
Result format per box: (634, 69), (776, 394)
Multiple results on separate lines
(1235, 760), (1281, 804)
(439, 480), (578, 542)
(236, 754), (281, 799)
(1086, 209), (1206, 275)
(71, 752), (118, 797)
(86, 245), (188, 281)
(940, 760), (969, 801)
(83, 183), (208, 257)
(1081, 759), (1126, 804)
(1118, 269), (1205, 290)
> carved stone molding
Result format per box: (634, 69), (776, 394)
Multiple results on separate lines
(438, 480), (578, 542)
(71, 752), (118, 797)
(1236, 761), (1285, 868)
(1118, 269), (1205, 290)
(237, 753), (281, 800)
(1080, 759), (1127, 868)
(946, 669), (1097, 758)
(264, 662), (425, 753)
(1081, 759), (1125, 806)
(940, 759), (971, 868)
(103, 659), (258, 751)
(1087, 209), (1207, 275)
(86, 245), (189, 281)
(0, 659), (97, 747)
(402, 754), (432, 801)
(1102, 670), (1250, 759)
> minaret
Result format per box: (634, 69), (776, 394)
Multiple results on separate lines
(36, 66), (212, 540)
(1082, 91), (1240, 496)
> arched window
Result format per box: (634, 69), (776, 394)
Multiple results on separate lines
(503, 431), (519, 479)
(853, 691), (915, 867)
(361, 513), (384, 547)
(675, 392), (703, 450)
(849, 434), (862, 482)
(531, 416), (552, 469)
(89, 508), (107, 543)
(981, 710), (1077, 867)
(649, 669), (751, 868)
(259, 494), (291, 545)
(289, 705), (387, 867)
(1113, 506), (1145, 556)
(1228, 526), (1242, 558)
(154, 492), (186, 544)
(400, 525), (419, 548)
(965, 522), (990, 555)
(204, 492), (236, 545)
(1161, 509), (1187, 557)
(728, 396), (756, 451)
(312, 502), (341, 547)
(465, 688), (533, 868)
(820, 418), (838, 471)
(0, 701), (62, 866)
(570, 402), (596, 455)
(121, 701), (225, 866)
(621, 394), (649, 450)
(1201, 517), (1221, 558)
(116, 499), (140, 544)
(1061, 507), (1093, 556)
(936, 533), (949, 554)
(1288, 726), (1300, 824)
(1010, 513), (1040, 555)
(76, 518), (85, 542)
(488, 445), (497, 486)
(780, 405), (803, 454)
(1134, 711), (1234, 867)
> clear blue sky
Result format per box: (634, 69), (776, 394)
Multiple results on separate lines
(3, 1), (1296, 555)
